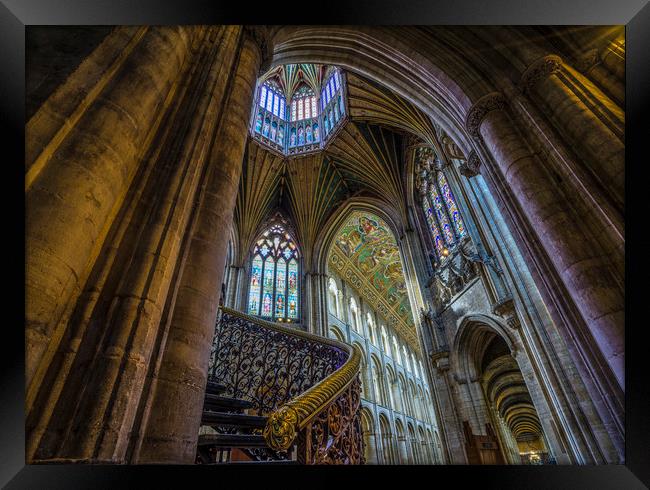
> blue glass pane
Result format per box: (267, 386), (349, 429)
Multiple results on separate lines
(248, 255), (263, 315)
(260, 86), (267, 108)
(273, 95), (279, 116)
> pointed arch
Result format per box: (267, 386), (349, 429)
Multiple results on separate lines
(246, 219), (301, 322)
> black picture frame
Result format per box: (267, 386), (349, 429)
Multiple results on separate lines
(5, 0), (649, 487)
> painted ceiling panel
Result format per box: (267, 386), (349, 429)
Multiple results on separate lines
(328, 211), (418, 350)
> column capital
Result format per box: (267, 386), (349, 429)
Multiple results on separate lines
(431, 349), (450, 373)
(519, 54), (563, 95)
(465, 92), (507, 139)
(458, 150), (481, 178)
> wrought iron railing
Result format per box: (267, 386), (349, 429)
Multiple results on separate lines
(207, 307), (364, 464)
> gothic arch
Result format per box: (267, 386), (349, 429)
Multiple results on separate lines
(450, 313), (518, 382)
(378, 412), (394, 464)
(450, 313), (549, 464)
(329, 324), (346, 342)
(315, 198), (428, 356)
(314, 198), (405, 274)
(360, 407), (378, 464)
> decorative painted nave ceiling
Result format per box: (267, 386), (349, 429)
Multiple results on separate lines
(235, 70), (465, 350)
(330, 212), (416, 349)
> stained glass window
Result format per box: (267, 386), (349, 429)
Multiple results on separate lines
(430, 184), (455, 245)
(288, 259), (298, 319)
(272, 95), (279, 116)
(248, 255), (262, 315)
(438, 171), (466, 238)
(251, 65), (346, 154)
(247, 223), (300, 321)
(424, 202), (445, 256)
(418, 155), (469, 262)
(266, 92), (273, 112)
(260, 85), (267, 108)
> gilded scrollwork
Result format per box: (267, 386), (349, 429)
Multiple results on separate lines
(208, 307), (364, 464)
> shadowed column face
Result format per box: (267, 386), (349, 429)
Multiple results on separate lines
(25, 26), (193, 392)
(134, 31), (263, 464)
(467, 92), (624, 390)
(25, 26), (247, 464)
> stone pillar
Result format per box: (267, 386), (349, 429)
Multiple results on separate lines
(518, 55), (624, 209)
(482, 28), (623, 210)
(26, 26), (220, 463)
(466, 92), (624, 389)
(341, 280), (351, 330)
(224, 265), (245, 309)
(542, 26), (624, 107)
(429, 351), (467, 463)
(306, 272), (329, 336)
(133, 29), (265, 464)
(25, 26), (194, 393)
(567, 26), (625, 85)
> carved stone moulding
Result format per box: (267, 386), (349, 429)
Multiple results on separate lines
(431, 349), (450, 373)
(459, 150), (481, 178)
(465, 92), (507, 139)
(519, 54), (563, 95)
(491, 296), (521, 329)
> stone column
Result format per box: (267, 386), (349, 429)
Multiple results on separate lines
(305, 271), (329, 336)
(518, 54), (624, 209)
(341, 280), (351, 333)
(224, 265), (245, 309)
(134, 29), (265, 464)
(566, 26), (625, 85)
(365, 431), (379, 464)
(25, 26), (194, 393)
(466, 92), (624, 389)
(482, 28), (623, 210)
(541, 26), (624, 107)
(429, 352), (467, 463)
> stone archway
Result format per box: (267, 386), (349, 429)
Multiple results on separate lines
(450, 315), (550, 465)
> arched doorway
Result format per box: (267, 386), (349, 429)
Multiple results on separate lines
(452, 318), (550, 464)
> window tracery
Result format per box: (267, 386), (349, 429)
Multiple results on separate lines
(247, 223), (300, 322)
(415, 146), (468, 262)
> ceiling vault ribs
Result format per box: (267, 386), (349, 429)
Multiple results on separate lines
(233, 142), (284, 265)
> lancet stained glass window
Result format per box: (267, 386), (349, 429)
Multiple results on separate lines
(416, 147), (468, 262)
(247, 223), (300, 322)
